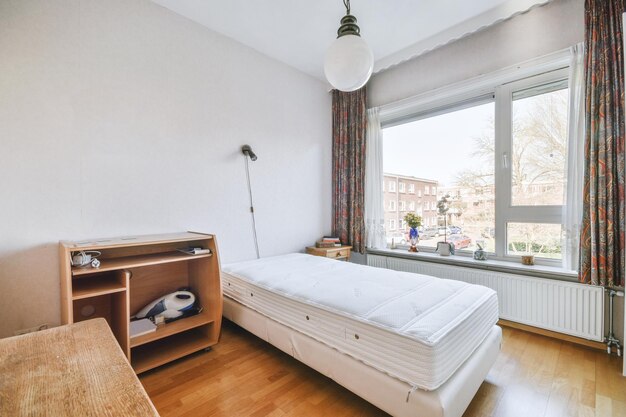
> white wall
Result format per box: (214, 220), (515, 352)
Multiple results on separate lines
(369, 0), (584, 107)
(0, 0), (331, 337)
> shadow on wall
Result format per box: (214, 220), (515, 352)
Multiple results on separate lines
(0, 243), (61, 338)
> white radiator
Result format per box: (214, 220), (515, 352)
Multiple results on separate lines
(368, 254), (605, 341)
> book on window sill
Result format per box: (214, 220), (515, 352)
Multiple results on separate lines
(177, 247), (212, 255)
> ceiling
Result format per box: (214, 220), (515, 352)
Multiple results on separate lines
(151, 0), (550, 81)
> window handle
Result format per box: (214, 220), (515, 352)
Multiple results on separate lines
(502, 152), (509, 169)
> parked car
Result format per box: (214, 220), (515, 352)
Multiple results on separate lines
(436, 226), (451, 237)
(449, 225), (462, 235)
(386, 232), (407, 246)
(419, 227), (438, 239)
(448, 235), (472, 250)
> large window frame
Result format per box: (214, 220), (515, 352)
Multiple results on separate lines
(495, 68), (568, 264)
(378, 50), (571, 267)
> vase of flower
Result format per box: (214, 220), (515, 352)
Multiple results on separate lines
(404, 213), (422, 253)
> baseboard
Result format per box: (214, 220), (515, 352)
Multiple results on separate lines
(498, 319), (606, 351)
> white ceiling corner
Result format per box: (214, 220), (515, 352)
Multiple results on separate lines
(150, 0), (552, 81)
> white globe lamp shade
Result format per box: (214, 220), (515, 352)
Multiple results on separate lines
(324, 34), (374, 92)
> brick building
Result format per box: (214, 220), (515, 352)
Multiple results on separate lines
(383, 174), (438, 239)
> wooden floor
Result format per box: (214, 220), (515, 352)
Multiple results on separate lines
(140, 320), (626, 417)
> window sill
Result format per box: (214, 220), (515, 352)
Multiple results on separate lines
(366, 248), (578, 281)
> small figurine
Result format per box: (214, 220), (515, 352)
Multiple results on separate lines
(473, 243), (487, 261)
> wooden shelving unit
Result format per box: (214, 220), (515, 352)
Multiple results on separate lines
(60, 232), (222, 373)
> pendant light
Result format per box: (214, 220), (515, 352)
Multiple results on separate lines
(324, 0), (374, 92)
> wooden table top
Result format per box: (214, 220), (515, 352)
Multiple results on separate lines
(0, 318), (159, 417)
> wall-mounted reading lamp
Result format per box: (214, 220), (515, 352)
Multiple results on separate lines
(241, 145), (260, 259)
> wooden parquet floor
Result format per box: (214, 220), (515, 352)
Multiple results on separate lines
(140, 320), (626, 417)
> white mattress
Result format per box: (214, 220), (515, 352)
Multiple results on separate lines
(221, 253), (499, 390)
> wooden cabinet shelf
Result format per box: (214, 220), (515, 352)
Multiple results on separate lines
(72, 251), (212, 276)
(60, 232), (223, 374)
(130, 312), (214, 348)
(72, 272), (127, 300)
(131, 327), (212, 374)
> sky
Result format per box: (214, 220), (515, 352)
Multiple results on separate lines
(383, 102), (494, 187)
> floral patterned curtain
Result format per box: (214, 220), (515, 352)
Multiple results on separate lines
(579, 0), (626, 287)
(332, 87), (367, 253)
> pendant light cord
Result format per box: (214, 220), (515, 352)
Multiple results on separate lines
(244, 155), (260, 259)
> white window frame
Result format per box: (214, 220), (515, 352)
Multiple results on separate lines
(494, 68), (568, 263)
(399, 201), (406, 211)
(377, 49), (571, 267)
(409, 201), (415, 211)
(424, 186), (430, 195)
(408, 184), (415, 194)
(418, 190), (422, 197)
(389, 200), (396, 211)
(389, 219), (396, 230)
(399, 182), (406, 193)
(389, 181), (396, 192)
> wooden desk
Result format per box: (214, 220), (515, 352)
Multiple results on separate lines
(306, 245), (352, 261)
(0, 318), (159, 417)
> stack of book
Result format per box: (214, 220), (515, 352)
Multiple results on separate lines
(315, 236), (342, 248)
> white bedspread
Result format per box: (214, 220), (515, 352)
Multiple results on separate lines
(222, 253), (499, 390)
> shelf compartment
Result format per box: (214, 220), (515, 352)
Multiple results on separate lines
(72, 289), (130, 357)
(131, 326), (213, 374)
(130, 312), (214, 348)
(72, 251), (212, 276)
(72, 272), (127, 300)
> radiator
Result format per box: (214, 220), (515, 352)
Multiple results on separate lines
(368, 254), (605, 341)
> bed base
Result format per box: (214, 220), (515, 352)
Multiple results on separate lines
(223, 296), (501, 417)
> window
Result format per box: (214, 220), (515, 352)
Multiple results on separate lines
(399, 220), (405, 230)
(381, 64), (569, 264)
(408, 184), (415, 194)
(409, 201), (415, 211)
(389, 219), (396, 230)
(399, 201), (406, 211)
(399, 182), (406, 193)
(389, 200), (396, 211)
(389, 181), (396, 192)
(507, 223), (562, 258)
(510, 81), (567, 206)
(497, 73), (569, 261)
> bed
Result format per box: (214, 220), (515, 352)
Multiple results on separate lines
(221, 253), (501, 417)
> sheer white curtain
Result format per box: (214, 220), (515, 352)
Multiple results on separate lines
(563, 43), (585, 271)
(364, 108), (386, 249)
